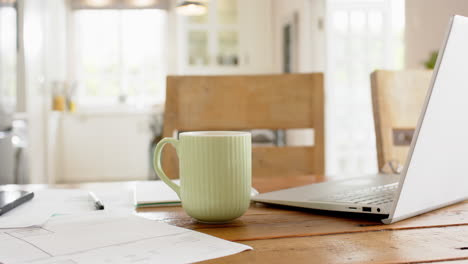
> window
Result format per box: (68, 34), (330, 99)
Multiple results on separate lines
(326, 0), (405, 175)
(73, 9), (167, 107)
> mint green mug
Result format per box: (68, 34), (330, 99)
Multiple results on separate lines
(153, 131), (252, 223)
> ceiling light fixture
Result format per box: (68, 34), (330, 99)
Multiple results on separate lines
(176, 1), (207, 16)
(85, 0), (113, 7)
(127, 0), (158, 7)
(0, 0), (16, 4)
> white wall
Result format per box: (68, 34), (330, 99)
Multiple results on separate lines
(44, 0), (69, 184)
(405, 0), (468, 69)
(19, 0), (48, 183)
(271, 0), (326, 73)
(166, 0), (180, 75)
(45, 0), (68, 82)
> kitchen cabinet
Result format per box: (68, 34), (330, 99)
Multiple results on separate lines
(178, 0), (274, 75)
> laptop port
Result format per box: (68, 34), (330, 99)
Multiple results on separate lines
(348, 207), (357, 210)
(362, 207), (372, 212)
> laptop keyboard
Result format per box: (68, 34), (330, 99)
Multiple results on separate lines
(320, 183), (398, 205)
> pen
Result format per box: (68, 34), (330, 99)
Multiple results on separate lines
(88, 192), (104, 210)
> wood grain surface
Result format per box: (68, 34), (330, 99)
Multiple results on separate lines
(203, 225), (468, 264)
(138, 200), (468, 242)
(4, 177), (467, 263)
(139, 175), (467, 264)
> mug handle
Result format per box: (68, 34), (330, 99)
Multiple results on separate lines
(153, 138), (181, 197)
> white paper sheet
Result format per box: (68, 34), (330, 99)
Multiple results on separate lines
(79, 182), (137, 212)
(0, 189), (95, 228)
(95, 187), (138, 212)
(0, 212), (252, 264)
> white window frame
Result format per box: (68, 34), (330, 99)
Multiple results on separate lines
(325, 0), (404, 176)
(69, 8), (167, 109)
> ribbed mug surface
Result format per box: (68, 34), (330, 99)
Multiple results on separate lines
(178, 132), (251, 222)
(140, 130), (254, 224)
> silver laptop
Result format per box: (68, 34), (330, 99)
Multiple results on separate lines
(252, 15), (468, 224)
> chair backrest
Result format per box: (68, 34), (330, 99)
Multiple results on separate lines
(371, 70), (433, 173)
(162, 73), (325, 180)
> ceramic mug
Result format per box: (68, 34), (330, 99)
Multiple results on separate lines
(153, 131), (252, 223)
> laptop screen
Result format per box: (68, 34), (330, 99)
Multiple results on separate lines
(386, 15), (468, 224)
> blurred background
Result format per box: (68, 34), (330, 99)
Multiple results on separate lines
(0, 0), (465, 184)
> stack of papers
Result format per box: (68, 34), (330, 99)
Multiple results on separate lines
(0, 189), (94, 228)
(134, 180), (181, 208)
(0, 212), (252, 263)
(0, 187), (253, 263)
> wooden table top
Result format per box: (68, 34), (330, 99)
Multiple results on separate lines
(5, 176), (468, 263)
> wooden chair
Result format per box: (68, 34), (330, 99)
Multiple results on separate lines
(162, 73), (325, 181)
(371, 70), (433, 173)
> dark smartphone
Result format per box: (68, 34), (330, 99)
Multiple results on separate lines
(0, 191), (34, 216)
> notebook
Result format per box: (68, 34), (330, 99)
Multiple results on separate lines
(134, 180), (260, 208)
(134, 180), (181, 208)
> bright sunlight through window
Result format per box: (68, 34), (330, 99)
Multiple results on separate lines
(73, 9), (167, 108)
